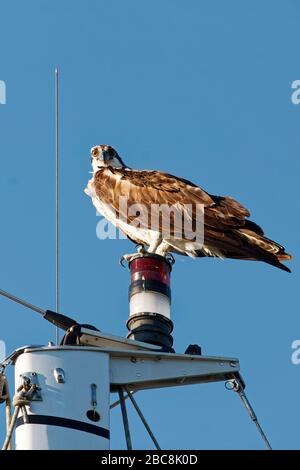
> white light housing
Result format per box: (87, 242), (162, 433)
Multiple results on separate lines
(129, 291), (171, 318)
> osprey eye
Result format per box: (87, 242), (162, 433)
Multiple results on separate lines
(92, 149), (98, 157)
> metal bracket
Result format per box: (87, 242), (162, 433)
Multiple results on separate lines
(53, 368), (65, 384)
(109, 350), (240, 392)
(79, 328), (162, 351)
(19, 373), (42, 401)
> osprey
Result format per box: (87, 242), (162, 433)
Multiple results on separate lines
(85, 145), (292, 272)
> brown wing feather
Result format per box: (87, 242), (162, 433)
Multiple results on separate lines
(93, 168), (250, 232)
(93, 167), (291, 271)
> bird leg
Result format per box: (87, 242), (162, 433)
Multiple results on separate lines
(119, 244), (147, 266)
(150, 240), (170, 256)
(120, 239), (172, 267)
(120, 236), (163, 266)
(136, 244), (147, 254)
(147, 236), (163, 254)
(149, 240), (175, 264)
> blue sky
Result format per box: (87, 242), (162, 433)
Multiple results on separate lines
(0, 0), (299, 449)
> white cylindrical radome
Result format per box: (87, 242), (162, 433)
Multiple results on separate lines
(14, 347), (110, 450)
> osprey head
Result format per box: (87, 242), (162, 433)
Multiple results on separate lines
(90, 145), (126, 172)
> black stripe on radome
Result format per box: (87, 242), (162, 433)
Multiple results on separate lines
(16, 414), (110, 439)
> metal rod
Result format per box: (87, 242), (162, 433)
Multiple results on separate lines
(110, 390), (136, 409)
(237, 385), (272, 450)
(118, 387), (132, 450)
(232, 378), (272, 450)
(0, 288), (45, 316)
(253, 421), (272, 450)
(124, 386), (161, 450)
(55, 67), (59, 345)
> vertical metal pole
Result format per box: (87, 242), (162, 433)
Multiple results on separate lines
(118, 387), (132, 450)
(55, 68), (59, 345)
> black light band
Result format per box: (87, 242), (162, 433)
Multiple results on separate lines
(129, 279), (171, 301)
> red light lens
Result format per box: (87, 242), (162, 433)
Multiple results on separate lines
(130, 257), (171, 286)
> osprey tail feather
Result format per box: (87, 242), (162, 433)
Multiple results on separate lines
(200, 228), (292, 272)
(237, 230), (292, 272)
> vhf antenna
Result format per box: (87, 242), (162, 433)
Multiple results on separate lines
(55, 68), (59, 345)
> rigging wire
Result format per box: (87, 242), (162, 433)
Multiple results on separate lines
(118, 387), (132, 450)
(0, 288), (44, 316)
(124, 386), (161, 450)
(226, 378), (272, 450)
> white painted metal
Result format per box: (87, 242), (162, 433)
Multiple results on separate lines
(129, 292), (170, 318)
(79, 328), (161, 351)
(109, 351), (239, 391)
(8, 337), (240, 450)
(14, 348), (110, 450)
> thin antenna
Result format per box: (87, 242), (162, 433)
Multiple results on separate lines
(55, 67), (59, 345)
